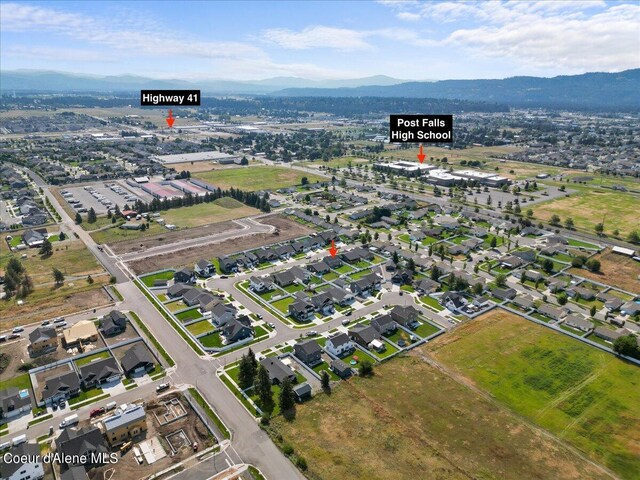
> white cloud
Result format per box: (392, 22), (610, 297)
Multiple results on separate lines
(1, 45), (119, 63)
(385, 0), (640, 73)
(262, 26), (373, 51)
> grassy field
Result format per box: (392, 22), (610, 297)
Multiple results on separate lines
(75, 351), (111, 367)
(90, 221), (165, 245)
(533, 190), (639, 238)
(193, 165), (325, 191)
(302, 155), (372, 169)
(161, 198), (258, 228)
(268, 352), (610, 480)
(569, 249), (640, 293)
(425, 309), (640, 479)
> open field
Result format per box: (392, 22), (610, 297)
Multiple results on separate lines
(193, 165), (325, 191)
(424, 309), (640, 480)
(104, 220), (241, 255)
(301, 155), (372, 169)
(90, 221), (165, 245)
(532, 190), (639, 238)
(161, 198), (257, 228)
(129, 215), (314, 273)
(268, 353), (610, 480)
(569, 249), (640, 293)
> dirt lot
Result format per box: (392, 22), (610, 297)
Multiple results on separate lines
(108, 220), (242, 255)
(88, 393), (215, 480)
(569, 248), (640, 293)
(0, 331), (76, 377)
(129, 215), (314, 274)
(101, 320), (142, 347)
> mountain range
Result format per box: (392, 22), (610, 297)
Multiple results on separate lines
(1, 69), (638, 110)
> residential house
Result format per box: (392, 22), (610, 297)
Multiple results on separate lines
(349, 324), (380, 349)
(564, 314), (594, 333)
(349, 272), (382, 297)
(621, 302), (640, 317)
(415, 278), (439, 294)
(120, 343), (155, 376)
(56, 427), (109, 467)
(499, 255), (525, 269)
(271, 270), (297, 287)
(548, 279), (567, 293)
(0, 387), (31, 420)
(174, 268), (196, 284)
(512, 295), (534, 310)
(41, 370), (80, 405)
(222, 318), (253, 344)
(371, 314), (397, 335)
(62, 320), (98, 347)
(512, 249), (537, 263)
(537, 304), (568, 321)
(491, 286), (517, 301)
(21, 228), (47, 248)
(294, 340), (322, 367)
(307, 260), (330, 276)
(390, 305), (420, 329)
(593, 327), (626, 343)
(567, 286), (596, 301)
(391, 269), (413, 285)
(208, 302), (237, 328)
(182, 288), (206, 307)
(325, 332), (355, 357)
(99, 310), (127, 336)
(440, 291), (468, 312)
(61, 466), (89, 480)
(324, 256), (343, 269)
(289, 300), (315, 322)
(78, 357), (121, 389)
(0, 443), (44, 480)
(28, 327), (58, 355)
(102, 405), (147, 446)
(218, 257), (238, 274)
(260, 357), (296, 385)
(194, 259), (215, 277)
(309, 292), (334, 316)
(523, 270), (545, 283)
(249, 276), (270, 293)
(326, 286), (354, 306)
(167, 283), (191, 299)
(330, 359), (352, 379)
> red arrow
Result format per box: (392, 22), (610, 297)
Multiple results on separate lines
(328, 240), (338, 257)
(417, 143), (425, 163)
(166, 109), (175, 128)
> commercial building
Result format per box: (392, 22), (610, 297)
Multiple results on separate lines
(140, 182), (185, 200)
(374, 161), (437, 177)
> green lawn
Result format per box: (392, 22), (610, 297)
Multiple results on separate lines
(312, 361), (340, 381)
(1, 373), (31, 391)
(140, 270), (175, 287)
(339, 348), (376, 366)
(75, 351), (111, 367)
(199, 332), (223, 348)
(427, 309), (640, 480)
(254, 325), (269, 338)
(373, 340), (399, 359)
(161, 200), (258, 228)
(283, 283), (304, 293)
(175, 307), (203, 322)
(271, 297), (294, 314)
(69, 388), (105, 405)
(193, 166), (326, 192)
(419, 295), (445, 312)
(335, 264), (354, 274)
(258, 289), (279, 301)
(322, 271), (339, 281)
(413, 321), (441, 338)
(165, 300), (188, 312)
(349, 268), (373, 280)
(186, 320), (215, 336)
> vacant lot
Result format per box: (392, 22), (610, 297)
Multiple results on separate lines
(533, 190), (639, 237)
(161, 198), (257, 228)
(269, 354), (609, 480)
(302, 155), (372, 169)
(128, 215), (313, 273)
(425, 309), (640, 480)
(106, 220), (241, 255)
(569, 249), (640, 293)
(193, 165), (325, 191)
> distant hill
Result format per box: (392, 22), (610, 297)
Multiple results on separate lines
(273, 70), (640, 110)
(0, 71), (408, 94)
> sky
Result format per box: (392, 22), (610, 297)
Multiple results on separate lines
(1, 0), (639, 81)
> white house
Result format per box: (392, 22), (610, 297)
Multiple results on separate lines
(0, 443), (45, 480)
(249, 276), (269, 293)
(325, 332), (355, 357)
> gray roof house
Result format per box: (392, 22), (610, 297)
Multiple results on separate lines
(260, 357), (296, 385)
(325, 332), (355, 358)
(330, 359), (352, 379)
(0, 443), (44, 480)
(100, 310), (127, 336)
(78, 357), (121, 388)
(42, 370), (80, 405)
(121, 343), (155, 375)
(289, 299), (315, 322)
(349, 324), (380, 349)
(390, 305), (420, 328)
(56, 427), (109, 467)
(222, 318), (253, 344)
(371, 314), (397, 335)
(0, 387), (32, 420)
(294, 340), (322, 367)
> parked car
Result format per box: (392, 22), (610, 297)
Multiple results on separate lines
(268, 322), (276, 328)
(345, 310), (353, 316)
(54, 317), (65, 323)
(8, 334), (20, 340)
(55, 322), (68, 329)
(342, 319), (350, 326)
(12, 327), (24, 333)
(306, 330), (318, 337)
(256, 314), (263, 319)
(41, 320), (50, 326)
(89, 407), (105, 418)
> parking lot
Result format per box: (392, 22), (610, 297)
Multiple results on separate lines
(61, 183), (142, 215)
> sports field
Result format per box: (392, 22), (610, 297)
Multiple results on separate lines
(268, 352), (611, 480)
(532, 190), (639, 237)
(425, 309), (640, 480)
(193, 165), (325, 191)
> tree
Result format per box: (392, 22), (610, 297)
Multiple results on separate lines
(557, 292), (568, 306)
(75, 212), (83, 224)
(472, 282), (483, 295)
(321, 371), (331, 393)
(140, 223), (147, 231)
(407, 258), (416, 271)
(490, 236), (497, 248)
(39, 238), (53, 256)
(495, 273), (507, 287)
(392, 250), (399, 265)
(594, 223), (604, 235)
(585, 258), (601, 273)
(240, 156), (249, 166)
(550, 214), (560, 226)
(279, 377), (296, 418)
(87, 275), (94, 285)
(430, 266), (441, 281)
(627, 230), (640, 244)
(590, 305), (597, 317)
(541, 258), (554, 274)
(52, 268), (65, 286)
(87, 207), (97, 224)
(255, 365), (274, 414)
(301, 176), (309, 185)
(59, 231), (66, 241)
(564, 217), (574, 230)
(613, 335), (640, 359)
(359, 360), (374, 377)
(238, 354), (256, 390)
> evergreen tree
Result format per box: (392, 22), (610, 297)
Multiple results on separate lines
(75, 212), (83, 224)
(87, 207), (97, 224)
(52, 268), (65, 286)
(255, 365), (274, 414)
(279, 377), (296, 417)
(321, 371), (331, 393)
(39, 238), (53, 256)
(238, 354), (255, 390)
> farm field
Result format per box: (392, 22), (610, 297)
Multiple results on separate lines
(568, 248), (640, 293)
(268, 352), (610, 480)
(161, 198), (258, 228)
(532, 190), (639, 237)
(424, 309), (640, 480)
(193, 165), (325, 191)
